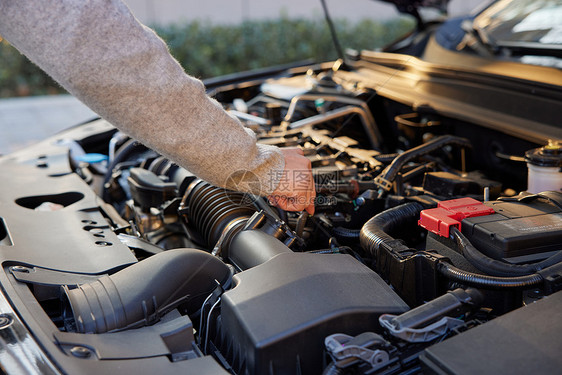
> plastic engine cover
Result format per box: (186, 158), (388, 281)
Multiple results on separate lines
(420, 290), (562, 375)
(218, 252), (409, 375)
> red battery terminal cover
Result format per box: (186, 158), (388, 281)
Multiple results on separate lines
(418, 197), (495, 238)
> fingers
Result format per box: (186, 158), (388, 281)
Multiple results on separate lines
(280, 147), (304, 156)
(268, 146), (315, 215)
(268, 171), (315, 214)
(305, 199), (315, 216)
(268, 194), (314, 213)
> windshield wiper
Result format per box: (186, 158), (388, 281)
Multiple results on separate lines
(459, 20), (562, 60)
(457, 19), (497, 57)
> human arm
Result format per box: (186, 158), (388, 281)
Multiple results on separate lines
(0, 0), (286, 195)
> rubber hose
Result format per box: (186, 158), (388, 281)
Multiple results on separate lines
(103, 139), (146, 186)
(295, 212), (309, 238)
(437, 262), (543, 289)
(102, 139), (148, 202)
(360, 202), (424, 256)
(183, 180), (256, 248)
(332, 226), (360, 239)
(451, 227), (562, 277)
(376, 135), (471, 191)
(63, 249), (231, 333)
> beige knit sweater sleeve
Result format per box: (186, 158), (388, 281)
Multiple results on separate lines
(0, 0), (284, 195)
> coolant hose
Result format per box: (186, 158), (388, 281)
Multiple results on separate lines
(63, 249), (231, 333)
(451, 227), (562, 277)
(360, 202), (424, 256)
(437, 262), (543, 289)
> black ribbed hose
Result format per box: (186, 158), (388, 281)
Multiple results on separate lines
(438, 262), (543, 289)
(359, 203), (545, 290)
(182, 180), (257, 248)
(360, 202), (425, 256)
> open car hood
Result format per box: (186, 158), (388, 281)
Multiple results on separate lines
(377, 0), (450, 24)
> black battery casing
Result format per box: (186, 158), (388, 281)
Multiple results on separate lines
(461, 195), (562, 261)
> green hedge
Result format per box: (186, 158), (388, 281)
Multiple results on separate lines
(0, 17), (413, 97)
(0, 39), (63, 97)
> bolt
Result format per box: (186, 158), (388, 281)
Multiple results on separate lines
(0, 315), (12, 328)
(70, 346), (92, 359)
(11, 266), (30, 273)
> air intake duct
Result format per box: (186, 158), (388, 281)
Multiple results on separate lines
(228, 229), (292, 270)
(63, 249), (231, 334)
(180, 180), (257, 248)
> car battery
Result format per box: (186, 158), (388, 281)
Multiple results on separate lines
(419, 193), (562, 262)
(461, 193), (562, 261)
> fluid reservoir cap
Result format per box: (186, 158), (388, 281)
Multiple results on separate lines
(76, 153), (108, 164)
(525, 140), (562, 168)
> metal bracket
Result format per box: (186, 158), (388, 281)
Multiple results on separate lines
(374, 176), (393, 192)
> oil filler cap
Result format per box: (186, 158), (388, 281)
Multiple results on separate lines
(418, 197), (495, 238)
(525, 141), (562, 168)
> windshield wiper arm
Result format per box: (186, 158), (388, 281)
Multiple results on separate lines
(457, 20), (497, 57)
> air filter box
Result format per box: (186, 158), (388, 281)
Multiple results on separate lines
(218, 253), (408, 375)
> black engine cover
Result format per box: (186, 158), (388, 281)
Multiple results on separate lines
(218, 252), (408, 375)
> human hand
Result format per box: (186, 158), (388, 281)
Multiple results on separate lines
(268, 148), (315, 215)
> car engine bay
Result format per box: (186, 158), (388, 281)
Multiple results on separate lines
(0, 56), (561, 375)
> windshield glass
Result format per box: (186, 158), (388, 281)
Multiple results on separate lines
(474, 0), (562, 44)
(472, 0), (562, 67)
